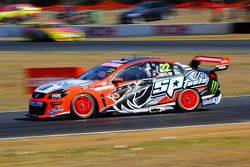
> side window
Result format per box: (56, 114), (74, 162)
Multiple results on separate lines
(117, 63), (149, 81)
(173, 64), (183, 75)
(151, 62), (174, 77)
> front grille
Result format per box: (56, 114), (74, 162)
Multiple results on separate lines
(32, 92), (46, 99)
(29, 102), (47, 116)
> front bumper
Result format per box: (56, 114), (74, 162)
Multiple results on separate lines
(28, 97), (71, 119)
(26, 112), (70, 119)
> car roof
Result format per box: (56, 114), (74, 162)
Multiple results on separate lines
(109, 57), (174, 65)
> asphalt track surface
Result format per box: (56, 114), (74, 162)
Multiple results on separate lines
(0, 96), (249, 139)
(0, 40), (250, 52)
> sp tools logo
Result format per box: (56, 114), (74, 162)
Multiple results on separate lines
(210, 80), (219, 94)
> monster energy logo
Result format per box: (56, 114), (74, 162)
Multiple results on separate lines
(211, 81), (219, 94)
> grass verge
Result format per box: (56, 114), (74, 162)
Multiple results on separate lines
(0, 123), (250, 167)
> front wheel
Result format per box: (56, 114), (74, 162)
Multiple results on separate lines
(177, 89), (200, 112)
(70, 93), (97, 119)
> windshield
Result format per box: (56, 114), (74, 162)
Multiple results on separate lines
(77, 65), (117, 80)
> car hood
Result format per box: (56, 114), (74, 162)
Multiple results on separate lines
(35, 79), (92, 94)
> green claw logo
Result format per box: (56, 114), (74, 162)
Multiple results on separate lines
(211, 80), (219, 94)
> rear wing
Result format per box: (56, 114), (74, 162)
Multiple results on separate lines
(190, 56), (230, 71)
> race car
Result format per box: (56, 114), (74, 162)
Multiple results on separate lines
(22, 22), (85, 42)
(0, 4), (41, 23)
(27, 56), (230, 119)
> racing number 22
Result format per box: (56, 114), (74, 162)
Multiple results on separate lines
(159, 63), (170, 73)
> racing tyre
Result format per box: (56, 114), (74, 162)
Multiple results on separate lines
(177, 89), (200, 112)
(70, 93), (97, 119)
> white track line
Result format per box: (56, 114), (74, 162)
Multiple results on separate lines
(0, 121), (249, 141)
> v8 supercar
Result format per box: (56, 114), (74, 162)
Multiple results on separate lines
(28, 56), (230, 119)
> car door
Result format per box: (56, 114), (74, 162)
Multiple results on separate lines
(150, 61), (185, 102)
(103, 62), (153, 113)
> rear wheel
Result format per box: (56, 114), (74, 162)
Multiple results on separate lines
(70, 93), (97, 119)
(177, 89), (200, 112)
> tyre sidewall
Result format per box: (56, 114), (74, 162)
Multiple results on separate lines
(177, 89), (200, 112)
(70, 93), (96, 119)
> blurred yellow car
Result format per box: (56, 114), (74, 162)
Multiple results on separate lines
(0, 4), (41, 23)
(23, 22), (85, 42)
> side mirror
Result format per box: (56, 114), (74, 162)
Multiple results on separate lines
(112, 76), (124, 84)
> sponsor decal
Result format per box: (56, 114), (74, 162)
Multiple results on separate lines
(202, 97), (218, 106)
(152, 76), (184, 98)
(29, 100), (43, 107)
(210, 80), (219, 94)
(85, 27), (116, 37)
(216, 65), (227, 70)
(51, 93), (61, 99)
(50, 101), (62, 108)
(101, 62), (122, 68)
(48, 91), (69, 100)
(184, 71), (209, 88)
(153, 71), (208, 98)
(48, 106), (63, 115)
(156, 72), (173, 78)
(154, 25), (189, 35)
(106, 80), (153, 112)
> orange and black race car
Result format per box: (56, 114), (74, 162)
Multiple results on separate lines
(27, 56), (230, 119)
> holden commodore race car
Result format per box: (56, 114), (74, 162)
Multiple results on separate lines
(27, 56), (230, 119)
(23, 22), (85, 42)
(0, 4), (41, 23)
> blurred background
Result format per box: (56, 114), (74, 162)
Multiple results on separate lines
(0, 0), (248, 25)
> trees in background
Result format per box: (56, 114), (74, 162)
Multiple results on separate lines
(0, 0), (246, 6)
